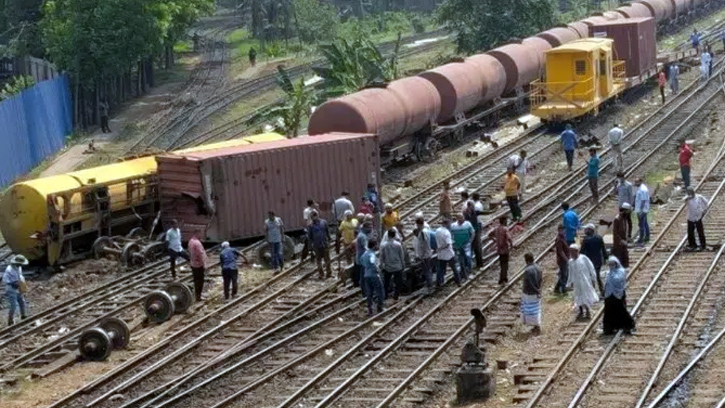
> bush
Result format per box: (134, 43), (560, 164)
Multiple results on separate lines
(412, 16), (426, 34)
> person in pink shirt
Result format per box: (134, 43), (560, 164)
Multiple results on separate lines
(188, 231), (207, 302)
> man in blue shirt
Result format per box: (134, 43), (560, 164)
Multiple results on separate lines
(587, 147), (600, 202)
(219, 242), (246, 300)
(562, 202), (580, 245)
(361, 239), (385, 316)
(354, 222), (371, 294)
(561, 124), (579, 171)
(308, 211), (332, 279)
(691, 29), (701, 53)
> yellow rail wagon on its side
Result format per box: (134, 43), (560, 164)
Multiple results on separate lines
(530, 38), (627, 123)
(0, 133), (285, 265)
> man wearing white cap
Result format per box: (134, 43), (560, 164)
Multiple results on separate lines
(219, 242), (245, 300)
(567, 244), (599, 320)
(3, 254), (28, 325)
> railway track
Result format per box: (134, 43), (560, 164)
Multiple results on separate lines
(41, 118), (553, 408)
(167, 33), (450, 150)
(47, 45), (724, 408)
(133, 29), (449, 153)
(127, 19), (234, 154)
(494, 71), (725, 408)
(0, 241), (271, 380)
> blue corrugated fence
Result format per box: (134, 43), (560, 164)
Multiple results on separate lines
(0, 75), (72, 188)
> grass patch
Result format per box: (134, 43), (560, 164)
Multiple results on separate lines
(659, 8), (725, 50)
(174, 40), (193, 54)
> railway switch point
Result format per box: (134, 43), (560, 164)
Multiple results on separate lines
(78, 317), (130, 361)
(144, 282), (195, 323)
(456, 339), (494, 403)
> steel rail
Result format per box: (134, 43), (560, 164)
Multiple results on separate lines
(119, 294), (368, 408)
(635, 243), (725, 408)
(152, 300), (411, 408)
(82, 268), (328, 407)
(44, 265), (324, 408)
(645, 323), (725, 407)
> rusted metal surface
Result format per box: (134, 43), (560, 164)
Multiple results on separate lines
(488, 43), (542, 93)
(387, 77), (441, 135)
(464, 54), (507, 103)
(639, 0), (672, 21)
(590, 17), (657, 78)
(307, 89), (406, 146)
(522, 36), (553, 76)
(537, 27), (580, 47)
(579, 16), (610, 26)
(615, 2), (655, 18)
(156, 133), (381, 241)
(418, 62), (484, 123)
(672, 0), (691, 15)
(567, 21), (590, 38)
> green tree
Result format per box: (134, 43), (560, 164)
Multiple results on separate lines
(314, 34), (401, 97)
(1, 0), (44, 57)
(292, 0), (339, 43)
(265, 66), (316, 137)
(42, 0), (160, 85)
(437, 0), (558, 54)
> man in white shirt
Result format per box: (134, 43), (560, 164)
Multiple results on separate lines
(507, 150), (533, 198)
(608, 123), (624, 173)
(685, 187), (709, 251)
(634, 178), (650, 245)
(435, 219), (462, 288)
(301, 200), (317, 262)
(166, 219), (190, 279)
(333, 191), (355, 223)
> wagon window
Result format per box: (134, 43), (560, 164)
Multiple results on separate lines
(575, 60), (586, 76)
(599, 59), (607, 76)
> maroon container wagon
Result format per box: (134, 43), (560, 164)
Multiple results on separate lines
(589, 17), (658, 79)
(156, 133), (381, 242)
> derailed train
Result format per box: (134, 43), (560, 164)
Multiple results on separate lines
(308, 0), (714, 160)
(0, 134), (287, 265)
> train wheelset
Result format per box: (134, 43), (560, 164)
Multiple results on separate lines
(78, 317), (131, 361)
(144, 282), (195, 324)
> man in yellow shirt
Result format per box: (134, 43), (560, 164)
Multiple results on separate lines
(503, 167), (522, 222)
(382, 203), (401, 233)
(338, 211), (359, 265)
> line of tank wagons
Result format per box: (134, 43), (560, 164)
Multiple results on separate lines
(308, 0), (713, 160)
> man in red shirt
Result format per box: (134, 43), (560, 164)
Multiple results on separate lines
(488, 216), (513, 285)
(679, 141), (694, 189)
(658, 70), (667, 104)
(188, 231), (207, 302)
